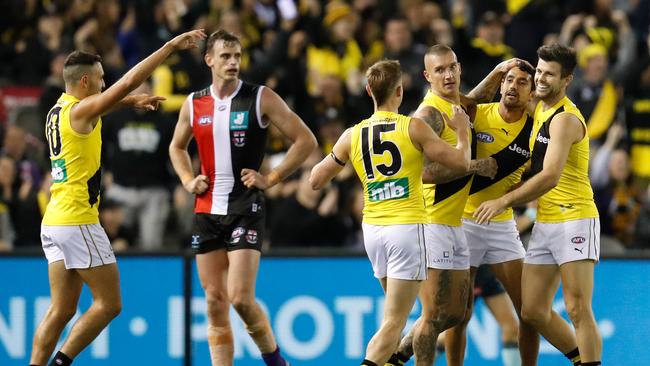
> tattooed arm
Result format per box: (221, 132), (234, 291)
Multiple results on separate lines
(467, 58), (533, 103)
(423, 157), (497, 184)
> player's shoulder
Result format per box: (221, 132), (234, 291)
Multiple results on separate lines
(192, 86), (211, 99)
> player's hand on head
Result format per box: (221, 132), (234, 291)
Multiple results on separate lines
(476, 157), (498, 179)
(241, 168), (270, 190)
(131, 94), (166, 111)
(168, 29), (207, 51)
(496, 58), (525, 74)
(184, 175), (209, 195)
(446, 105), (470, 132)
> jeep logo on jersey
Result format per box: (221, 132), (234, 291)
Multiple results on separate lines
(536, 133), (550, 144)
(367, 178), (410, 202)
(571, 236), (586, 244)
(476, 132), (494, 143)
(508, 143), (531, 158)
(51, 159), (68, 183)
(230, 111), (249, 130)
(198, 115), (213, 125)
(232, 130), (246, 147)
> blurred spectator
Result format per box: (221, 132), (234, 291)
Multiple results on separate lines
(1, 125), (44, 188)
(98, 198), (133, 252)
(382, 16), (427, 114)
(305, 1), (363, 97)
(633, 186), (650, 248)
(454, 9), (514, 91)
(102, 83), (175, 250)
(623, 42), (650, 185)
(74, 0), (125, 81)
(590, 124), (641, 246)
(0, 155), (42, 247)
(0, 201), (12, 251)
(39, 52), (67, 124)
(151, 50), (208, 113)
(270, 150), (351, 247)
(568, 44), (619, 145)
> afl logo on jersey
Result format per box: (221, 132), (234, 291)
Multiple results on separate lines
(198, 115), (213, 125)
(476, 132), (494, 143)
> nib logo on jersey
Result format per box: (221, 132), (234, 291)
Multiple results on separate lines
(51, 159), (68, 183)
(367, 178), (410, 202)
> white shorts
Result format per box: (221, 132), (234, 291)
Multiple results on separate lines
(362, 223), (427, 281)
(525, 218), (600, 265)
(462, 219), (526, 268)
(425, 224), (470, 270)
(41, 224), (116, 269)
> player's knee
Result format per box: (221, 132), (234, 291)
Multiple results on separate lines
(520, 306), (549, 328)
(96, 299), (122, 319)
(565, 297), (591, 326)
(50, 305), (77, 324)
(230, 295), (255, 317)
(204, 291), (229, 320)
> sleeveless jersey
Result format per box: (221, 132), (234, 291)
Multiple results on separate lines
(189, 80), (268, 216)
(463, 103), (533, 221)
(350, 111), (427, 225)
(419, 90), (477, 226)
(529, 96), (599, 222)
(42, 93), (102, 225)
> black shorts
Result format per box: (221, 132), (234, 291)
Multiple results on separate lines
(191, 213), (264, 253)
(474, 265), (505, 299)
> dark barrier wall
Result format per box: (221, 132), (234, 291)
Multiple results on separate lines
(1, 256), (648, 365)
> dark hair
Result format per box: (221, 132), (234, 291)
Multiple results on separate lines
(386, 16), (409, 26)
(62, 51), (102, 84)
(426, 44), (454, 57)
(205, 29), (241, 54)
(366, 60), (402, 106)
(537, 44), (577, 78)
(514, 60), (536, 90)
(64, 51), (102, 68)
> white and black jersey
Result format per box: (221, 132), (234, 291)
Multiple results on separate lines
(189, 80), (268, 216)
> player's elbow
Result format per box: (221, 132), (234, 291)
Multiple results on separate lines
(541, 170), (561, 190)
(300, 131), (318, 154)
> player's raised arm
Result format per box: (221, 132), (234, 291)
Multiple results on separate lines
(467, 58), (532, 103)
(169, 97), (208, 195)
(71, 29), (206, 131)
(473, 112), (583, 224)
(241, 87), (317, 190)
(309, 128), (352, 190)
(410, 105), (471, 175)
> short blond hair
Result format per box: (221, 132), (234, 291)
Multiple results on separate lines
(366, 60), (402, 106)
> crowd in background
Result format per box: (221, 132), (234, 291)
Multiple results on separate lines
(1, 0), (649, 253)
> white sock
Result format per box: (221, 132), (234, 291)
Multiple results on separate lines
(501, 345), (521, 366)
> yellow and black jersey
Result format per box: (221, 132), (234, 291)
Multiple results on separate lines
(419, 90), (477, 226)
(529, 96), (599, 222)
(42, 93), (102, 225)
(350, 111), (427, 225)
(464, 103), (533, 221)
